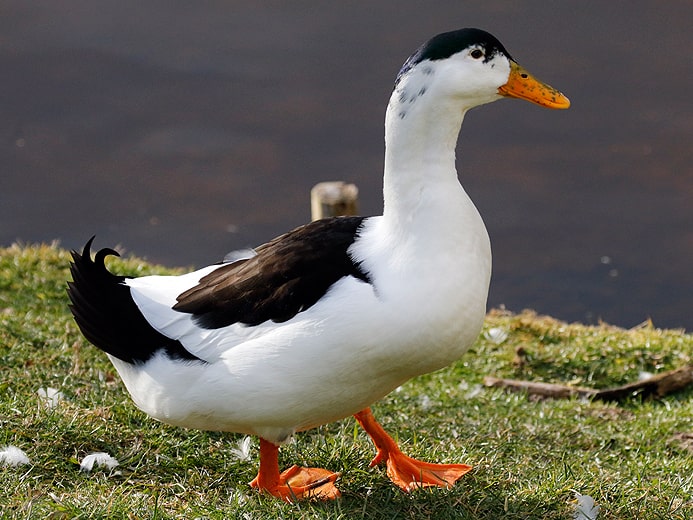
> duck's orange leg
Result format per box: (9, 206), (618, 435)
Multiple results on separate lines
(354, 408), (472, 492)
(249, 438), (341, 501)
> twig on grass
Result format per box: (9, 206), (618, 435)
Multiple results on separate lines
(483, 365), (693, 402)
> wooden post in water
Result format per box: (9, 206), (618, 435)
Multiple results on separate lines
(310, 181), (359, 221)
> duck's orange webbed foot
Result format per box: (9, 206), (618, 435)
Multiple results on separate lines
(379, 451), (472, 492)
(250, 438), (341, 501)
(354, 408), (472, 491)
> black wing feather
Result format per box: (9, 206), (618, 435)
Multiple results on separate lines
(173, 216), (373, 328)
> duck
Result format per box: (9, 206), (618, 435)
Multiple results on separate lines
(67, 27), (569, 501)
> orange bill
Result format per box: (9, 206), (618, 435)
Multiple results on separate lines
(498, 61), (570, 109)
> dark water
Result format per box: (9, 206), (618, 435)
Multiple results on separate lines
(2, 1), (691, 330)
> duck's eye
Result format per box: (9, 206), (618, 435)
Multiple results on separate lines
(470, 49), (484, 60)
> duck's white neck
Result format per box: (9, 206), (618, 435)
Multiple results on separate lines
(382, 78), (471, 222)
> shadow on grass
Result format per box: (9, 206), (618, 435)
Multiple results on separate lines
(300, 472), (571, 520)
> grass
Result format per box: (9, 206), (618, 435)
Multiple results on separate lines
(1, 241), (691, 519)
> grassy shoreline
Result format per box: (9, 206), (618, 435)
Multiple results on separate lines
(1, 243), (691, 519)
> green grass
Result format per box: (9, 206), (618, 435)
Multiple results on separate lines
(1, 242), (691, 519)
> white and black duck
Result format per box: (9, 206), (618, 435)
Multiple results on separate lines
(68, 27), (569, 500)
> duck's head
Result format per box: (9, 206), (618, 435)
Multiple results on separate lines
(393, 28), (570, 114)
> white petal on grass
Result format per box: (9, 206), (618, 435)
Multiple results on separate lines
(465, 384), (484, 399)
(0, 446), (31, 466)
(418, 394), (432, 410)
(80, 452), (119, 472)
(229, 436), (253, 462)
(37, 387), (64, 408)
(638, 371), (654, 381)
(228, 487), (250, 506)
(573, 493), (600, 520)
(484, 327), (509, 344)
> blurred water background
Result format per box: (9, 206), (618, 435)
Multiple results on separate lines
(2, 1), (691, 329)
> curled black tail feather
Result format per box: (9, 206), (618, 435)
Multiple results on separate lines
(67, 237), (203, 365)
